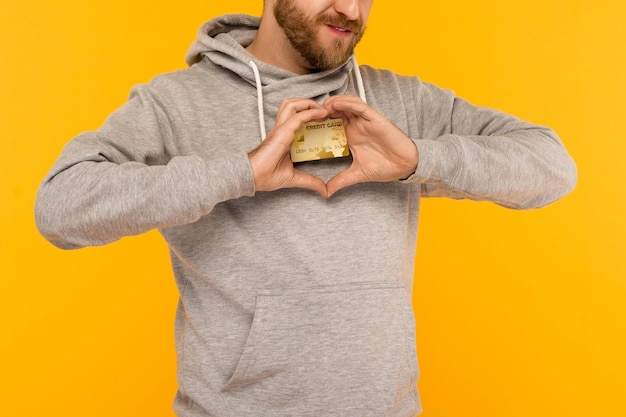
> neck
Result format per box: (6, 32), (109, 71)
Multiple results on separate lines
(246, 14), (312, 75)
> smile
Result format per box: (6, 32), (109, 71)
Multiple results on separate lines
(326, 24), (352, 35)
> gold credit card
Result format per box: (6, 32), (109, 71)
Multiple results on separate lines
(290, 118), (350, 163)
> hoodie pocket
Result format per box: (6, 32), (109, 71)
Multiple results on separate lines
(221, 282), (419, 417)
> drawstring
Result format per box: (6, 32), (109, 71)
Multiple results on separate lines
(249, 60), (267, 141)
(248, 55), (367, 142)
(351, 55), (367, 104)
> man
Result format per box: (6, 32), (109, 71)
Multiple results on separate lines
(35, 0), (577, 416)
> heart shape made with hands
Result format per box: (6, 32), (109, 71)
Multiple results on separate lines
(248, 95), (419, 198)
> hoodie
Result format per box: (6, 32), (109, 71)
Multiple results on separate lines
(35, 14), (577, 417)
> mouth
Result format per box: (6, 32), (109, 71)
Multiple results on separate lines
(326, 24), (353, 36)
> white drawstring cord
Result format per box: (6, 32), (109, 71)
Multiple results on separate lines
(249, 60), (267, 141)
(249, 56), (367, 142)
(351, 55), (367, 104)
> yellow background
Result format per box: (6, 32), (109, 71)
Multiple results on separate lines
(2, 0), (624, 416)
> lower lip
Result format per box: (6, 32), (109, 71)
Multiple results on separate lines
(325, 25), (353, 38)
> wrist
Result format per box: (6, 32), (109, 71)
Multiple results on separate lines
(399, 139), (419, 180)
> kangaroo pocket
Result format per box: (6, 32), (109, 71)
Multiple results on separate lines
(221, 282), (420, 417)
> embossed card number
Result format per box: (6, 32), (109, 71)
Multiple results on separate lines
(290, 118), (350, 163)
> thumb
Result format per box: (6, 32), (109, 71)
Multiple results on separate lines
(326, 166), (363, 197)
(291, 170), (329, 198)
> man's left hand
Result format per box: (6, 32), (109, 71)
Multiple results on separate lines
(323, 95), (419, 197)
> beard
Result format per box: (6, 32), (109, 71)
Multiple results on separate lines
(273, 0), (365, 71)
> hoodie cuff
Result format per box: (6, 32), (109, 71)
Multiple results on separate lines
(401, 138), (460, 184)
(197, 152), (256, 203)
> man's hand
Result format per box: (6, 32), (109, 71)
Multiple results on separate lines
(248, 98), (329, 197)
(323, 95), (419, 197)
(249, 96), (418, 198)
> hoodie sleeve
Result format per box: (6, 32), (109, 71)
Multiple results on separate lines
(35, 84), (256, 249)
(404, 81), (577, 209)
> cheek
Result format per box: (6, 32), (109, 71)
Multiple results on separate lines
(360, 0), (374, 23)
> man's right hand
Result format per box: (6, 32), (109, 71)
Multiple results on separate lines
(248, 98), (329, 197)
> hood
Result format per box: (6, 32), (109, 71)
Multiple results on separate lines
(184, 14), (366, 140)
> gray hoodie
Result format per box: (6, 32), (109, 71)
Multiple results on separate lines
(35, 14), (576, 417)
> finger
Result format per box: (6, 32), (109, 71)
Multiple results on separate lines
(275, 105), (329, 137)
(323, 95), (364, 106)
(278, 97), (323, 112)
(276, 98), (325, 126)
(326, 165), (365, 197)
(325, 98), (374, 121)
(266, 107), (329, 151)
(282, 109), (328, 140)
(290, 170), (328, 197)
(323, 95), (365, 109)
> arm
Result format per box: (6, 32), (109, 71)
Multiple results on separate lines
(35, 84), (255, 249)
(36, 90), (331, 249)
(323, 91), (576, 208)
(411, 96), (578, 209)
